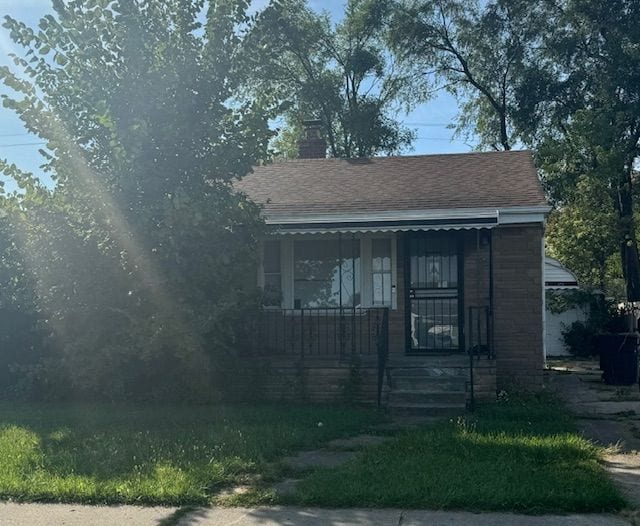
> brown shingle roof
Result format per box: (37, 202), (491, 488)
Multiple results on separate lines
(237, 150), (546, 216)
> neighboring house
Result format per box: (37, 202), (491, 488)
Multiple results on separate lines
(237, 125), (550, 413)
(544, 257), (589, 358)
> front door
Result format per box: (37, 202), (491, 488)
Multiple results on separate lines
(406, 232), (462, 353)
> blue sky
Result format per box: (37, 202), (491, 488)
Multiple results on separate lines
(0, 0), (474, 187)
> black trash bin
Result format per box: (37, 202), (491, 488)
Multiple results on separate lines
(598, 333), (639, 385)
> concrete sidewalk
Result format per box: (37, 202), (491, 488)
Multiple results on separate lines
(0, 503), (632, 526)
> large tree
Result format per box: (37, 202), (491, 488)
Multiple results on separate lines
(517, 0), (640, 301)
(0, 0), (272, 400)
(388, 0), (640, 300)
(384, 0), (540, 151)
(246, 0), (416, 158)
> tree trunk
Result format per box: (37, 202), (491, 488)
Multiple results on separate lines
(617, 169), (640, 301)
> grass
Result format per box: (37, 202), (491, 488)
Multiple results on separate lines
(268, 395), (626, 513)
(0, 401), (384, 505)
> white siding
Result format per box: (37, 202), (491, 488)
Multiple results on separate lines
(545, 304), (589, 356)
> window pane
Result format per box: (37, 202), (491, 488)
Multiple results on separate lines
(410, 298), (458, 350)
(294, 239), (360, 308)
(372, 238), (391, 271)
(295, 279), (338, 308)
(373, 274), (383, 304)
(409, 234), (457, 289)
(382, 273), (391, 304)
(263, 240), (280, 273)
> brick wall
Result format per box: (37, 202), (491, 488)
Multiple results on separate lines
(463, 231), (490, 348)
(492, 224), (544, 391)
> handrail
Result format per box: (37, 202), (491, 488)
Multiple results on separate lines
(467, 306), (493, 411)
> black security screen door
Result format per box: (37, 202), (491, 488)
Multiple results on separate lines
(407, 232), (462, 353)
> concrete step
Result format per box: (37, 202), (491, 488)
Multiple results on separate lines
(392, 377), (467, 391)
(389, 390), (467, 405)
(388, 402), (467, 417)
(390, 367), (468, 378)
(387, 355), (469, 367)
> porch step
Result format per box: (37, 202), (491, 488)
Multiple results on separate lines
(393, 378), (466, 392)
(390, 367), (467, 378)
(389, 390), (466, 405)
(387, 356), (469, 368)
(388, 402), (466, 417)
(387, 363), (468, 416)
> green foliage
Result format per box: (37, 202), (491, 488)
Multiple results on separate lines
(546, 289), (629, 356)
(513, 0), (640, 300)
(0, 1), (274, 401)
(385, 0), (539, 151)
(561, 321), (598, 358)
(247, 0), (416, 158)
(388, 0), (640, 300)
(545, 178), (622, 293)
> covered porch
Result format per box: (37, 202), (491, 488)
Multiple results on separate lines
(248, 217), (501, 409)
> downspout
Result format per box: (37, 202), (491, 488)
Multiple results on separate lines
(541, 232), (546, 364)
(489, 229), (494, 359)
(339, 232), (344, 357)
(351, 232), (356, 356)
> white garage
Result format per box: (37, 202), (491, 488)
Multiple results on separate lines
(544, 257), (589, 357)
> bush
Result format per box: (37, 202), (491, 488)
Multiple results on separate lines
(561, 320), (598, 357)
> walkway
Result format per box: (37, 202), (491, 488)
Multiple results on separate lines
(546, 359), (640, 509)
(0, 502), (631, 526)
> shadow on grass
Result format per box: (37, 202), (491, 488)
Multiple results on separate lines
(0, 401), (384, 506)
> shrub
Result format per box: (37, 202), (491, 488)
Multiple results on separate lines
(561, 320), (598, 357)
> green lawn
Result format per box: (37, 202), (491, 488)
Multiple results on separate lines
(0, 402), (383, 505)
(275, 396), (626, 513)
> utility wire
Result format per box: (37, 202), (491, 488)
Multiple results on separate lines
(405, 122), (451, 126)
(0, 142), (47, 147)
(0, 132), (34, 138)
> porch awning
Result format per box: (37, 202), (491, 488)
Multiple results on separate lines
(264, 206), (550, 235)
(266, 208), (499, 235)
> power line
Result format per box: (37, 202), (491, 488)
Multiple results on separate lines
(0, 132), (33, 138)
(0, 142), (47, 148)
(415, 137), (471, 142)
(405, 122), (451, 127)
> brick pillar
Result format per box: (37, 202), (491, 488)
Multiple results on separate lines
(492, 224), (544, 391)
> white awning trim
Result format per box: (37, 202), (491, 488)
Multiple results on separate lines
(264, 205), (550, 235)
(273, 224), (498, 235)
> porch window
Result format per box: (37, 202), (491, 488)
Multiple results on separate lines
(262, 240), (282, 306)
(293, 239), (360, 308)
(372, 238), (392, 306)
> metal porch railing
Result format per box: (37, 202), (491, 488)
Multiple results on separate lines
(246, 307), (390, 407)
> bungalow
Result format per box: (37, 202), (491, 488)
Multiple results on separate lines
(237, 126), (550, 414)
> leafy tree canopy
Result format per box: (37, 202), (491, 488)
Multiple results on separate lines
(387, 0), (640, 299)
(246, 0), (418, 158)
(0, 0), (273, 400)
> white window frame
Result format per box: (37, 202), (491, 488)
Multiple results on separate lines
(260, 233), (398, 310)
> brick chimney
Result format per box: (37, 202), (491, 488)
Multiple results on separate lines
(298, 119), (327, 159)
